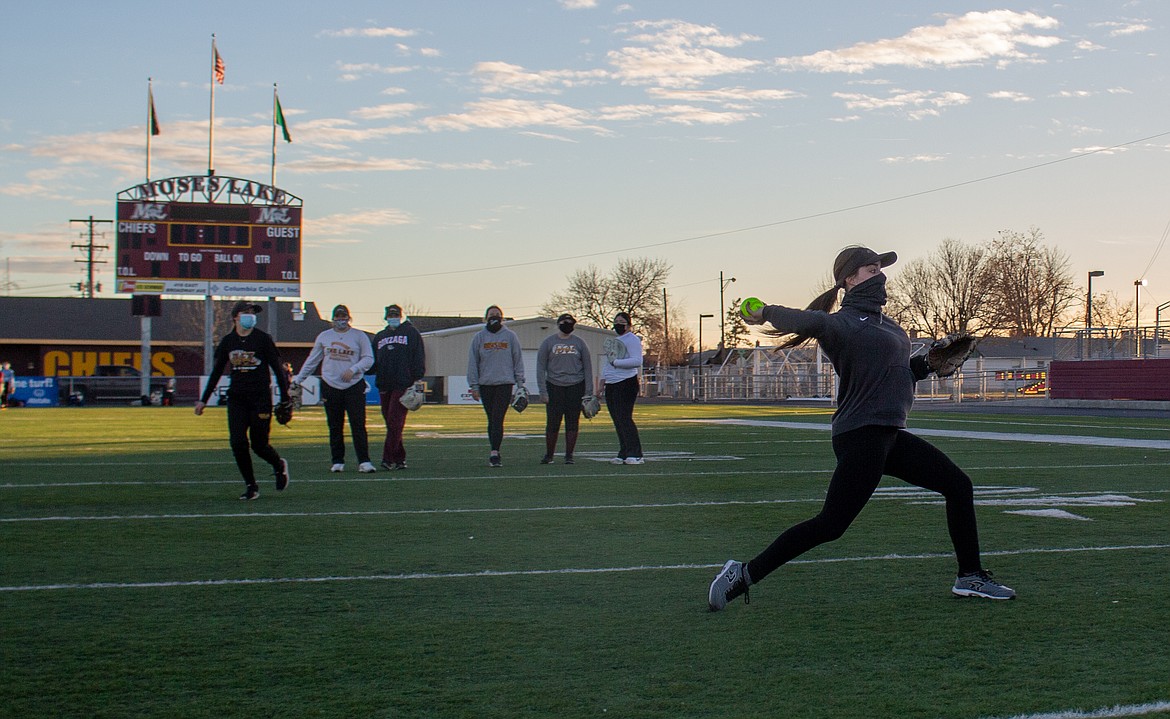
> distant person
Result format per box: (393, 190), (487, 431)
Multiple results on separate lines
(467, 305), (524, 468)
(598, 311), (644, 465)
(536, 313), (591, 465)
(195, 301), (290, 500)
(1, 361), (14, 409)
(373, 304), (426, 471)
(293, 304), (376, 473)
(707, 246), (1014, 612)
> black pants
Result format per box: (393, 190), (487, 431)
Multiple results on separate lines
(322, 382), (370, 464)
(604, 376), (642, 460)
(479, 384), (512, 452)
(546, 381), (586, 435)
(226, 390), (283, 488)
(747, 425), (982, 583)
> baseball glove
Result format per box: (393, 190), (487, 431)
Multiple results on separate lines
(511, 384), (529, 413)
(581, 394), (600, 419)
(399, 384), (424, 411)
(926, 334), (979, 378)
(603, 337), (629, 364)
(288, 382), (304, 410)
(274, 400), (295, 426)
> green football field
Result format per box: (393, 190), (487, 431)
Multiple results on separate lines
(2, 403), (1168, 719)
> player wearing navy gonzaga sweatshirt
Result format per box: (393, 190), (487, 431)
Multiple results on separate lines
(195, 301), (290, 500)
(372, 304), (426, 470)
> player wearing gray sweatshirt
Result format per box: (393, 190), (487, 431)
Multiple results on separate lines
(536, 313), (592, 464)
(467, 305), (524, 467)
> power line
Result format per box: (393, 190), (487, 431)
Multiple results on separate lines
(304, 129), (1170, 287)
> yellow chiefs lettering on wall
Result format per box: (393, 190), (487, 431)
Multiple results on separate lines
(43, 350), (176, 377)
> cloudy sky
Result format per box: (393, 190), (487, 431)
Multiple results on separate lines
(2, 1), (1168, 337)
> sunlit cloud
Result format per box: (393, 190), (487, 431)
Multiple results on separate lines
(833, 89), (970, 119)
(646, 86), (800, 104)
(471, 61), (610, 94)
(559, 0), (597, 8)
(421, 98), (606, 133)
(337, 62), (414, 82)
(350, 103), (426, 120)
(609, 20), (764, 88)
(1092, 20), (1150, 37)
(779, 10), (1060, 73)
(881, 154), (947, 164)
(323, 27), (417, 39)
(987, 90), (1033, 102)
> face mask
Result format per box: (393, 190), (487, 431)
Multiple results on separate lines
(486, 318), (503, 332)
(559, 322), (575, 335)
(386, 318), (401, 329)
(238, 314), (257, 330)
(333, 319), (350, 331)
(613, 323), (628, 335)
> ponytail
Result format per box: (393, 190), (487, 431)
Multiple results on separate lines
(768, 285), (843, 349)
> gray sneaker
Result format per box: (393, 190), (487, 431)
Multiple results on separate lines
(953, 570), (1015, 600)
(708, 560), (750, 611)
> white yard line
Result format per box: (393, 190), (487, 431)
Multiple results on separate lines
(979, 701), (1170, 719)
(2, 543), (1166, 593)
(683, 419), (1170, 450)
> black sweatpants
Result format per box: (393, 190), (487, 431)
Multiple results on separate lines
(746, 425), (982, 583)
(604, 376), (642, 460)
(479, 383), (513, 452)
(545, 381), (586, 435)
(226, 390), (283, 488)
(322, 381), (371, 465)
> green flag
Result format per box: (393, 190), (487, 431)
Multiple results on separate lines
(149, 88), (161, 136)
(275, 95), (291, 143)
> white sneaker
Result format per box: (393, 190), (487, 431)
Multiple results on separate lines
(358, 462), (377, 473)
(624, 457), (645, 465)
(330, 463), (345, 473)
(609, 457), (625, 465)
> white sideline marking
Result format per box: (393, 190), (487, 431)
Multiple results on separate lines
(2, 543), (1167, 593)
(684, 419), (1170, 450)
(1004, 509), (1091, 521)
(980, 700), (1170, 719)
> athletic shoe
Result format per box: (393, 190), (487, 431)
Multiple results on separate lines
(540, 455), (554, 465)
(953, 570), (1016, 600)
(609, 457), (625, 465)
(708, 559), (750, 611)
(489, 455), (502, 468)
(381, 461), (396, 471)
(330, 463), (345, 473)
(275, 459), (290, 491)
(624, 457), (645, 465)
(239, 485), (260, 501)
(564, 455), (574, 465)
(394, 462), (408, 471)
(358, 462), (377, 473)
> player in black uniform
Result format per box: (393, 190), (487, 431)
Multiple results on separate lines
(195, 301), (291, 500)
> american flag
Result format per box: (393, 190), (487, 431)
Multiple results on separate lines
(213, 45), (225, 85)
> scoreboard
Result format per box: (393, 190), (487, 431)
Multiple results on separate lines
(114, 176), (303, 297)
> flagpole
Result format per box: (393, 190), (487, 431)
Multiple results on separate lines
(146, 78), (153, 182)
(271, 84), (278, 187)
(209, 34), (217, 176)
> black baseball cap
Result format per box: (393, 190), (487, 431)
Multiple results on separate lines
(556, 313), (576, 324)
(332, 304), (351, 319)
(385, 304), (403, 318)
(832, 246), (897, 287)
(231, 301), (263, 317)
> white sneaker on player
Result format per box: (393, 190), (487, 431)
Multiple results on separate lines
(330, 463), (344, 473)
(358, 462), (377, 473)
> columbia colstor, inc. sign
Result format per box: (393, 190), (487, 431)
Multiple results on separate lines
(114, 176), (303, 297)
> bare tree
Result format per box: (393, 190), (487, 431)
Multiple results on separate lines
(982, 228), (1079, 337)
(1089, 290), (1135, 329)
(887, 238), (993, 337)
(646, 305), (696, 366)
(543, 256), (672, 339)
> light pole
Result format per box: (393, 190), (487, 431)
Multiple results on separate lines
(1086, 270), (1104, 358)
(719, 271), (736, 350)
(1134, 279), (1146, 358)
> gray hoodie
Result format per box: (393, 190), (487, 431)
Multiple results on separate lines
(467, 326), (524, 391)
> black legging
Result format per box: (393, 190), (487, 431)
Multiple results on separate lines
(479, 383), (513, 452)
(546, 381), (586, 435)
(604, 376), (642, 460)
(226, 390), (283, 488)
(747, 425), (981, 583)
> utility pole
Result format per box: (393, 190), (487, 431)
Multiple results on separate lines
(69, 215), (113, 298)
